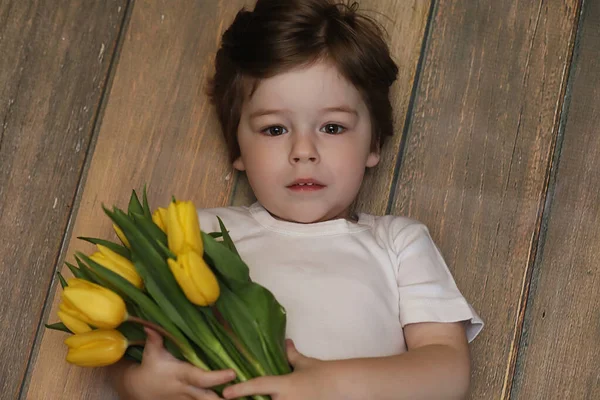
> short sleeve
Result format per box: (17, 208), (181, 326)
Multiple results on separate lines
(393, 222), (483, 342)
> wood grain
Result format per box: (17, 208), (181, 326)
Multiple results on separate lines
(231, 0), (433, 210)
(23, 1), (254, 399)
(0, 1), (126, 398)
(510, 0), (600, 398)
(389, 1), (581, 398)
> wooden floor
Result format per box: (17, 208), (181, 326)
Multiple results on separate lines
(1, 0), (598, 399)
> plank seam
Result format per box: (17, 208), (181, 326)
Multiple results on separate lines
(16, 1), (136, 398)
(385, 0), (438, 215)
(502, 0), (586, 398)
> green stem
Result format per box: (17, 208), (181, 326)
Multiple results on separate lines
(210, 307), (269, 377)
(127, 315), (210, 370)
(128, 340), (145, 347)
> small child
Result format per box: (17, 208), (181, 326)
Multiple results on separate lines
(112, 1), (483, 399)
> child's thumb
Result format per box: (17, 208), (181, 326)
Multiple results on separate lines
(285, 339), (309, 368)
(142, 327), (164, 358)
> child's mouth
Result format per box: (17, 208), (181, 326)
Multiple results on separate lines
(287, 183), (325, 192)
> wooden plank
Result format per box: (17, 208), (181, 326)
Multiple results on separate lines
(231, 0), (433, 211)
(24, 1), (253, 399)
(0, 1), (127, 398)
(389, 1), (581, 398)
(510, 0), (600, 398)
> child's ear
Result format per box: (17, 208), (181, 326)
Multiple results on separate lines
(366, 151), (380, 168)
(233, 156), (246, 171)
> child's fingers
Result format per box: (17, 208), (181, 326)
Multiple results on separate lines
(222, 376), (281, 399)
(184, 385), (225, 400)
(181, 367), (236, 389)
(142, 327), (167, 360)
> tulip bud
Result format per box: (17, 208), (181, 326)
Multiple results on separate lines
(62, 278), (127, 329)
(113, 224), (130, 248)
(58, 300), (92, 334)
(167, 250), (219, 306)
(90, 244), (143, 289)
(167, 201), (203, 255)
(152, 207), (168, 233)
(65, 329), (128, 367)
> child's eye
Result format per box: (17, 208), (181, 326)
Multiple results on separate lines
(321, 124), (346, 135)
(262, 126), (288, 136)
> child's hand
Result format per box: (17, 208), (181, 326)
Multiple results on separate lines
(124, 328), (236, 400)
(222, 340), (336, 400)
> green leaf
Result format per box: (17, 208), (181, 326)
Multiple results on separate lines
(78, 236), (130, 259)
(208, 232), (223, 238)
(73, 257), (101, 283)
(57, 271), (68, 288)
(130, 211), (168, 250)
(203, 225), (290, 376)
(118, 321), (146, 341)
(128, 190), (144, 216)
(202, 232), (249, 283)
(45, 322), (71, 333)
(142, 184), (152, 219)
(64, 261), (86, 280)
(203, 308), (256, 378)
(217, 216), (239, 257)
(215, 284), (288, 376)
(125, 347), (143, 363)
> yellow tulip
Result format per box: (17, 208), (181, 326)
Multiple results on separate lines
(65, 329), (128, 367)
(113, 224), (130, 248)
(58, 301), (92, 334)
(167, 201), (203, 255)
(167, 250), (219, 306)
(152, 207), (168, 233)
(90, 244), (143, 289)
(62, 278), (127, 329)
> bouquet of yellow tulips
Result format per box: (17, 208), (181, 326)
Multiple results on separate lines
(46, 188), (290, 400)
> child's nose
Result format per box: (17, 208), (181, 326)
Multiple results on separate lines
(289, 134), (320, 164)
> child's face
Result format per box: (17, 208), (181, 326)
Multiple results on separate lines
(234, 61), (380, 223)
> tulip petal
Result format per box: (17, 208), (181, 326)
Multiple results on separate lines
(93, 245), (144, 289)
(168, 257), (206, 305)
(167, 202), (186, 254)
(186, 251), (219, 305)
(113, 224), (131, 248)
(63, 279), (127, 329)
(58, 310), (92, 334)
(60, 297), (90, 322)
(181, 202), (203, 254)
(65, 329), (128, 367)
(152, 207), (168, 233)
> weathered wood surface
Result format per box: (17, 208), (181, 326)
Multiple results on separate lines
(511, 0), (600, 398)
(23, 1), (252, 399)
(0, 1), (127, 398)
(389, 1), (581, 398)
(231, 0), (433, 210)
(14, 0), (599, 399)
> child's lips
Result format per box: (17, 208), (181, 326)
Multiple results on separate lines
(287, 183), (325, 192)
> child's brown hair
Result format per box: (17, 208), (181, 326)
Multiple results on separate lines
(208, 0), (399, 162)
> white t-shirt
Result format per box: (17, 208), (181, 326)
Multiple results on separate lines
(198, 202), (483, 361)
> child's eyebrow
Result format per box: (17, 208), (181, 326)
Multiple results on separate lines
(248, 106), (359, 120)
(248, 109), (286, 119)
(249, 105), (358, 119)
(322, 106), (359, 116)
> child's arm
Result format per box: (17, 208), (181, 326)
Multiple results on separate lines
(222, 321), (470, 400)
(109, 328), (236, 400)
